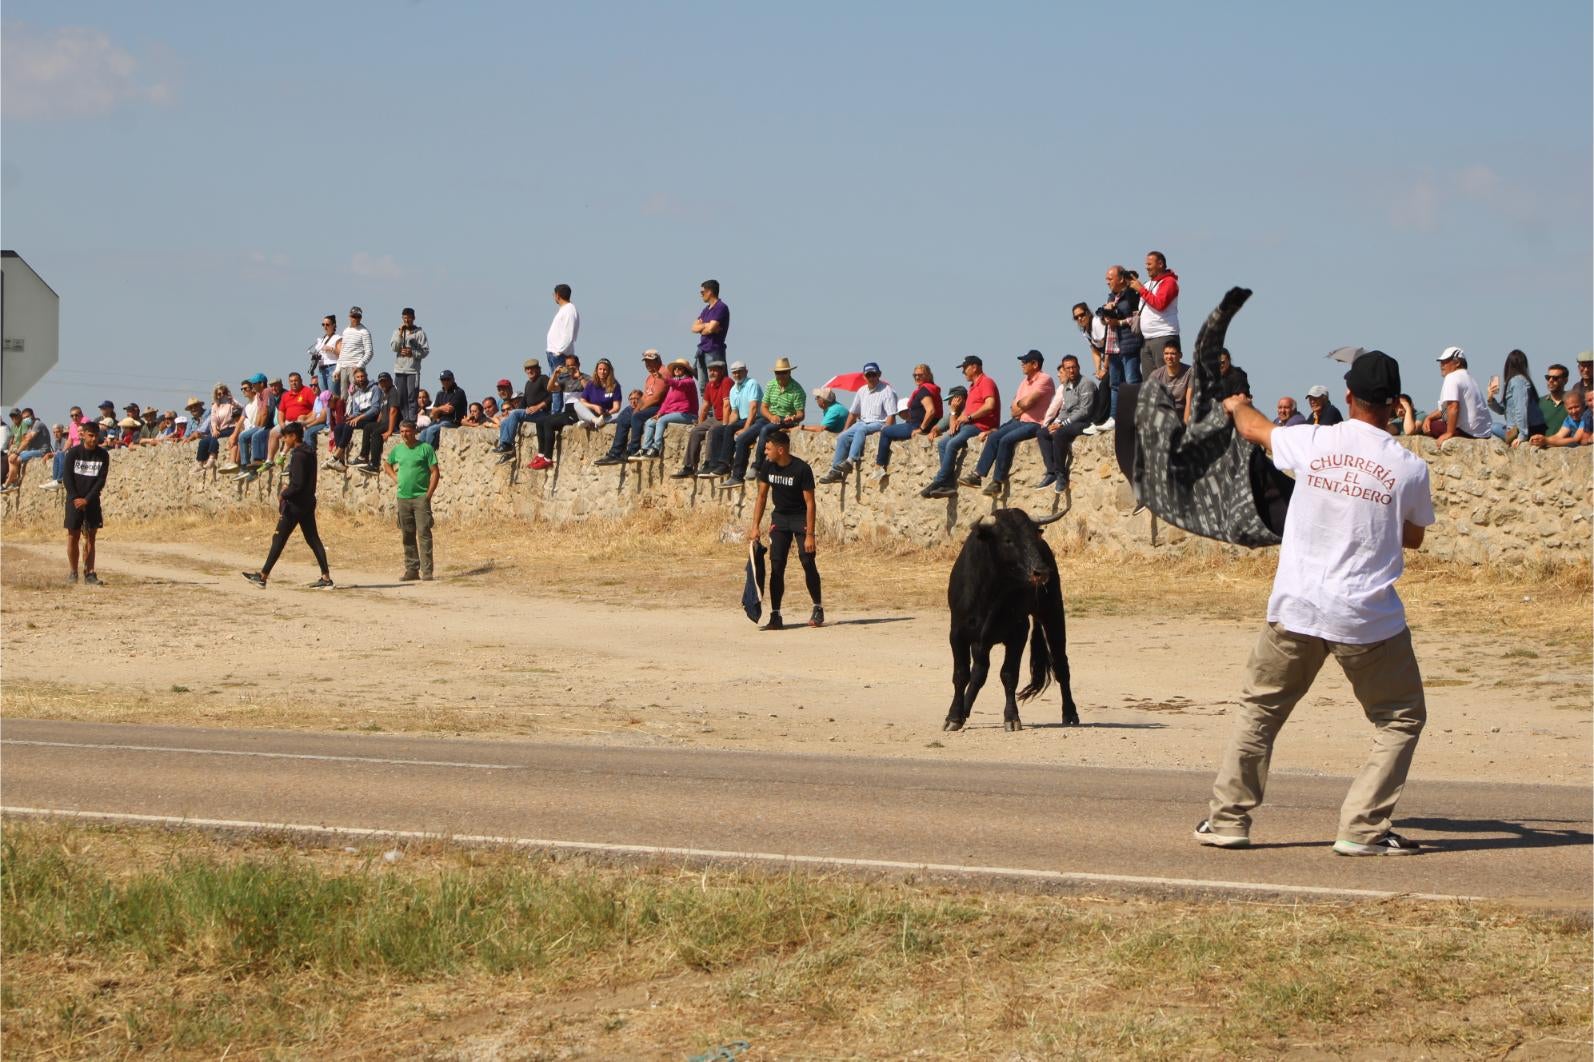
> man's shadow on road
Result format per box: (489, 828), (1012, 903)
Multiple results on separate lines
(1396, 816), (1592, 853)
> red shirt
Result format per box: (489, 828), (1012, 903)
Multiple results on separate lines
(965, 373), (1000, 431)
(278, 385), (315, 422)
(703, 376), (732, 419)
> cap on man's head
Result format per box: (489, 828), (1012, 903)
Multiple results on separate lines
(377, 372), (393, 383)
(947, 385), (969, 399)
(496, 378), (512, 389)
(1305, 384), (1330, 398)
(249, 372), (268, 385)
(523, 358), (541, 371)
(7, 408), (20, 418)
(642, 349), (661, 362)
(99, 416), (116, 428)
(709, 360), (727, 370)
(1436, 345), (1465, 363)
(98, 400), (115, 411)
(1344, 350), (1402, 405)
(439, 369), (455, 380)
(813, 386), (836, 404)
(958, 355), (984, 370)
(862, 361), (882, 375)
(349, 305), (363, 317)
(1577, 350), (1594, 364)
(1018, 349), (1044, 365)
(175, 415), (190, 425)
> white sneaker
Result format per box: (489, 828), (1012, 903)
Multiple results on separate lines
(39, 480), (62, 490)
(1082, 425), (1099, 436)
(1193, 819), (1250, 849)
(1098, 417), (1115, 431)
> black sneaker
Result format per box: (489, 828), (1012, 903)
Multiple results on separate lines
(817, 467), (845, 484)
(1334, 831), (1421, 857)
(670, 467), (695, 479)
(922, 483), (957, 499)
(957, 473), (982, 488)
(495, 451), (515, 465)
(309, 576), (335, 590)
(595, 455), (622, 466)
(720, 475), (746, 489)
(1193, 819), (1250, 849)
(1034, 474), (1056, 489)
(761, 612), (784, 631)
(808, 605), (825, 628)
(242, 571), (267, 588)
(67, 573), (79, 585)
(83, 572), (101, 586)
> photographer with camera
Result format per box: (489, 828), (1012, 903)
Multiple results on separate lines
(390, 307), (429, 424)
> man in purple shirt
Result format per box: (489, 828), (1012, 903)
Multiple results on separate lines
(691, 278), (730, 385)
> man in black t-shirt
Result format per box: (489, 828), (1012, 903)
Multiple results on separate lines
(63, 420), (110, 585)
(746, 430), (823, 630)
(243, 422), (333, 589)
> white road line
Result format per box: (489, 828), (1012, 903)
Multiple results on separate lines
(0, 806), (1481, 904)
(0, 740), (518, 771)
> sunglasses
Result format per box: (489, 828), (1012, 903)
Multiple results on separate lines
(1547, 374), (1567, 381)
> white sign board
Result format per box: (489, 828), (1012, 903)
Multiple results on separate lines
(1, 251), (60, 406)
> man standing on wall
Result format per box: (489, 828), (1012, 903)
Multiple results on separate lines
(63, 419), (109, 585)
(390, 307), (429, 424)
(338, 307), (375, 399)
(385, 419), (440, 581)
(1194, 351), (1434, 856)
(1128, 252), (1179, 381)
(691, 279), (729, 385)
(545, 285), (580, 413)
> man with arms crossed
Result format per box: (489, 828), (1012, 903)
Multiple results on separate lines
(385, 419), (440, 581)
(63, 419), (109, 585)
(746, 430), (823, 631)
(1195, 351), (1435, 856)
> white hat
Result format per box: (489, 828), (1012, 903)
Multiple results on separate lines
(729, 360), (747, 372)
(1305, 384), (1329, 398)
(175, 415), (190, 425)
(1436, 345), (1465, 362)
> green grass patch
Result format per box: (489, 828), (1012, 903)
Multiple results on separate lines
(3, 822), (1590, 1058)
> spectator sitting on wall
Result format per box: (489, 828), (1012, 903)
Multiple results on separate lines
(461, 402), (487, 427)
(1216, 348), (1251, 399)
(874, 363), (942, 489)
(928, 386), (968, 437)
(1274, 397), (1306, 427)
(961, 349), (1054, 496)
(709, 361), (761, 479)
(922, 357), (998, 498)
(819, 362), (898, 484)
(676, 359), (730, 479)
(1486, 348), (1547, 446)
(1570, 351), (1592, 402)
(571, 359), (623, 430)
(1146, 339), (1193, 423)
(1305, 384), (1344, 426)
(494, 359), (552, 466)
(1528, 388), (1591, 448)
(637, 358), (699, 459)
(1034, 354), (1097, 493)
(1420, 347), (1493, 442)
(800, 387), (848, 433)
(480, 396), (503, 428)
(1538, 363), (1572, 436)
(723, 357), (804, 487)
(414, 388), (433, 430)
(1389, 394), (1422, 436)
(419, 370), (467, 449)
(598, 351), (667, 465)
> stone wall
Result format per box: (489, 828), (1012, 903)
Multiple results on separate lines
(3, 424), (1588, 566)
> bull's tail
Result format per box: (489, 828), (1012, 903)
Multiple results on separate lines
(1017, 614), (1053, 703)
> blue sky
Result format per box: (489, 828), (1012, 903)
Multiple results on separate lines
(4, 1), (1590, 421)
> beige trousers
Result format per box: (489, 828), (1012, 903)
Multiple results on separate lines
(1208, 623), (1426, 844)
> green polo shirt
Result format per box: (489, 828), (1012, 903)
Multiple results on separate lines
(764, 377), (806, 419)
(385, 440), (437, 499)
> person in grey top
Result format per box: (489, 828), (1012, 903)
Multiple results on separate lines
(1033, 354), (1098, 492)
(389, 307), (429, 424)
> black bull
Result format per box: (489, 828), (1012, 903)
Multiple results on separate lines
(945, 508), (1080, 732)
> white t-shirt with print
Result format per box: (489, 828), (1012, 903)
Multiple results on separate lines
(1266, 420), (1435, 644)
(1436, 369), (1492, 438)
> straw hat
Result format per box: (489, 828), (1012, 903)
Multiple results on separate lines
(118, 416), (141, 428)
(772, 357), (795, 372)
(668, 358), (692, 374)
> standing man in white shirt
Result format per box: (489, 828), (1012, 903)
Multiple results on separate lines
(545, 284), (580, 414)
(389, 307), (429, 425)
(1128, 251), (1180, 381)
(1194, 351), (1435, 857)
(1419, 346), (1493, 442)
(336, 306), (375, 400)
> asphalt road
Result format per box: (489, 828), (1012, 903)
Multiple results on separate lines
(3, 719), (1588, 907)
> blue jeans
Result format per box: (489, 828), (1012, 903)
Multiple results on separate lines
(497, 408), (536, 449)
(874, 421), (918, 467)
(237, 426), (269, 464)
(197, 425), (234, 463)
(420, 422), (456, 449)
(605, 404), (660, 457)
(1036, 420), (1091, 481)
(314, 365), (333, 394)
(932, 424), (983, 485)
(729, 416), (772, 478)
(303, 422), (328, 451)
(1109, 353), (1140, 420)
(832, 421), (886, 466)
(52, 449), (68, 481)
(641, 411), (693, 451)
(974, 419), (1041, 482)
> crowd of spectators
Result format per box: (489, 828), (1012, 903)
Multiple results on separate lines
(3, 267), (1589, 498)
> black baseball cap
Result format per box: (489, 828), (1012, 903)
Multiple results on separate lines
(957, 355), (983, 369)
(1344, 350), (1402, 404)
(947, 385), (969, 399)
(439, 369), (455, 380)
(1017, 349), (1043, 365)
(98, 400), (115, 411)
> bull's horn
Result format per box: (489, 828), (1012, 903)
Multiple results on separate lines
(975, 514), (997, 528)
(1031, 511), (1065, 527)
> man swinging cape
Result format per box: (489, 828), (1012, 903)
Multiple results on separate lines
(1117, 287), (1293, 547)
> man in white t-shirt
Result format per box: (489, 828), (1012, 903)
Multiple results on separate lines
(336, 306), (375, 400)
(1419, 346), (1492, 442)
(1194, 350), (1436, 857)
(545, 284), (580, 414)
(819, 362), (897, 482)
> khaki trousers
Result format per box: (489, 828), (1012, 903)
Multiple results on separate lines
(1208, 623), (1425, 844)
(396, 495), (433, 577)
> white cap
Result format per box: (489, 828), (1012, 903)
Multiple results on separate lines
(175, 415), (190, 425)
(729, 360), (747, 372)
(1436, 345), (1465, 362)
(1305, 384), (1329, 398)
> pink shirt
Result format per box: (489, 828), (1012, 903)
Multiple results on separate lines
(658, 376), (699, 416)
(1015, 372), (1056, 425)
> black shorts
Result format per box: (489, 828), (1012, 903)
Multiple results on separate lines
(64, 501), (104, 532)
(770, 511), (807, 534)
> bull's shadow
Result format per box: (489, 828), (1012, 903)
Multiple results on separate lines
(949, 720), (1167, 731)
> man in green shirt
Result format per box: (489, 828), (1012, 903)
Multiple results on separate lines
(723, 356), (806, 488)
(383, 419), (440, 581)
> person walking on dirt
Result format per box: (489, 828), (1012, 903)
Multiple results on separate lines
(1194, 351), (1434, 856)
(745, 429), (822, 631)
(63, 419), (109, 585)
(242, 421), (333, 589)
(384, 419), (439, 581)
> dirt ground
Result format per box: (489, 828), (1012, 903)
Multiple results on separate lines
(1, 511), (1589, 786)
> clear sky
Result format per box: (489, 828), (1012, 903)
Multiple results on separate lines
(4, 1), (1591, 422)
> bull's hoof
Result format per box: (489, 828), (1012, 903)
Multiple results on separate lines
(1062, 716), (1081, 727)
(943, 718), (965, 732)
(1004, 719), (1023, 732)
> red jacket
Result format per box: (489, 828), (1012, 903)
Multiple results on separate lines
(1140, 270), (1179, 312)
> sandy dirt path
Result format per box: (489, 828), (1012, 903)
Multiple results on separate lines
(3, 535), (1586, 787)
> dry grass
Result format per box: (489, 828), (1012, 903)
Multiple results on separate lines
(4, 820), (1590, 1059)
